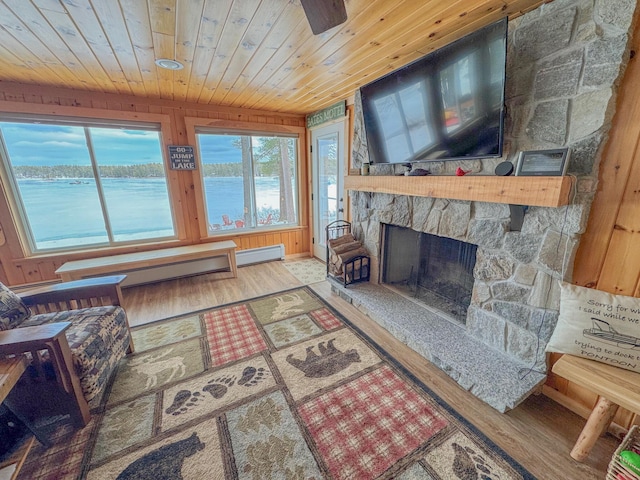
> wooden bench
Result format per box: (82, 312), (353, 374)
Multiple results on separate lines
(55, 241), (238, 282)
(552, 354), (640, 462)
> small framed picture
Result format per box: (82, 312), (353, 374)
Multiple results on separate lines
(515, 148), (570, 176)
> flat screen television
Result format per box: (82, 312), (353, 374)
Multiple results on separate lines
(360, 17), (508, 164)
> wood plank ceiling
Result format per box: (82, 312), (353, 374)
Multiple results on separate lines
(0, 0), (550, 115)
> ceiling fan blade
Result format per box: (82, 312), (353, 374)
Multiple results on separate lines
(300, 0), (348, 35)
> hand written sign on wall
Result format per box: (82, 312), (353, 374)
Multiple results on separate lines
(168, 145), (196, 170)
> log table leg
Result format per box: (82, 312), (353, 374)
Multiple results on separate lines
(570, 396), (619, 462)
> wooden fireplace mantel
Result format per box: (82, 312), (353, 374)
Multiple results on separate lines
(344, 174), (573, 207)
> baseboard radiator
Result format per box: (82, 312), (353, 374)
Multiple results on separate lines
(121, 244), (285, 287)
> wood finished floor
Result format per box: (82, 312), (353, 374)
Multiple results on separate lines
(121, 259), (618, 480)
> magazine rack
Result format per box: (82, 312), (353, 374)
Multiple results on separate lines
(325, 220), (370, 287)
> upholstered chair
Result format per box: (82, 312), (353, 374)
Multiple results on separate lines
(0, 275), (133, 428)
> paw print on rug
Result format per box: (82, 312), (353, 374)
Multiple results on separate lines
(203, 375), (236, 399)
(165, 389), (205, 416)
(237, 366), (269, 387)
(164, 365), (270, 417)
(452, 442), (500, 480)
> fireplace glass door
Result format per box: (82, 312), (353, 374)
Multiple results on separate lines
(382, 225), (477, 324)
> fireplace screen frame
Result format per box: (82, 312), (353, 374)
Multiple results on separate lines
(380, 224), (478, 324)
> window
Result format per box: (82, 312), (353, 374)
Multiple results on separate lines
(196, 131), (298, 233)
(0, 118), (176, 252)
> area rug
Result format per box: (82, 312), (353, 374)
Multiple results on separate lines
(18, 287), (535, 480)
(283, 258), (327, 285)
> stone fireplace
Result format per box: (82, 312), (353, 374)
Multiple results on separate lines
(334, 0), (637, 411)
(382, 224), (477, 324)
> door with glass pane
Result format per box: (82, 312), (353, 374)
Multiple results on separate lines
(311, 120), (346, 259)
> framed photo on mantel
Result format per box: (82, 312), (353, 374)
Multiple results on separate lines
(515, 148), (570, 176)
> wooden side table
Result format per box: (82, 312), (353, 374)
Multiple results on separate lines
(0, 355), (35, 479)
(0, 356), (28, 404)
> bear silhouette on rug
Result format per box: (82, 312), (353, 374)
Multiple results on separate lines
(116, 432), (205, 479)
(286, 338), (360, 378)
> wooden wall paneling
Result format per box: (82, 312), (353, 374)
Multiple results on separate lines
(265, 233), (274, 246)
(134, 104), (150, 114)
(173, 0), (206, 103)
(0, 45), (36, 84)
(0, 168), (29, 285)
(120, 0), (161, 99)
(293, 0), (514, 112)
(148, 0), (177, 100)
(212, 0), (288, 104)
(248, 0), (401, 111)
(0, 4), (75, 88)
(236, 17), (317, 111)
(14, 262), (43, 284)
(300, 0), (549, 114)
(185, 0), (233, 103)
(240, 236), (252, 250)
(598, 230), (640, 295)
(0, 261), (8, 285)
(3, 0), (93, 89)
(164, 109), (196, 242)
(152, 34), (176, 101)
(59, 0), (134, 95)
(183, 116), (218, 239)
(572, 19), (640, 289)
(36, 260), (58, 280)
(219, 3), (306, 108)
(196, 1), (260, 105)
(89, 1), (146, 96)
(265, 0), (477, 111)
(597, 141), (640, 294)
(29, 0), (116, 92)
(19, 81), (305, 125)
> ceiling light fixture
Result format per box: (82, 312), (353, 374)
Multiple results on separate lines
(155, 58), (184, 70)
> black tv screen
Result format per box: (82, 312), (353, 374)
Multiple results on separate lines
(360, 18), (508, 164)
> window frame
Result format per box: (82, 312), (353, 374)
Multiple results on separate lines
(0, 108), (184, 255)
(185, 117), (306, 240)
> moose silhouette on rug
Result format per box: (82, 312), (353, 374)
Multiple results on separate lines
(116, 432), (205, 479)
(286, 338), (361, 378)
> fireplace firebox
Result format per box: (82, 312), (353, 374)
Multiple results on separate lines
(382, 225), (477, 324)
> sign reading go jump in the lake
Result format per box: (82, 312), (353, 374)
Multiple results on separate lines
(168, 145), (196, 170)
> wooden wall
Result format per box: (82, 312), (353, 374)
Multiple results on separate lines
(0, 82), (310, 286)
(543, 18), (640, 429)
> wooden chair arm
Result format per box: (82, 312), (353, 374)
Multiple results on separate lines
(0, 322), (71, 355)
(0, 321), (90, 426)
(18, 275), (126, 313)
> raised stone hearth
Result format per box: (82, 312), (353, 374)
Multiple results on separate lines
(345, 0), (636, 411)
(330, 281), (545, 412)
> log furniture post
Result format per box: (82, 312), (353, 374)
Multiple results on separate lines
(552, 354), (640, 462)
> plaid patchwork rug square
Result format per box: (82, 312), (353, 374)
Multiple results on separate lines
(18, 287), (535, 480)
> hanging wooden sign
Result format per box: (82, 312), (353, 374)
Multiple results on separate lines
(306, 101), (346, 128)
